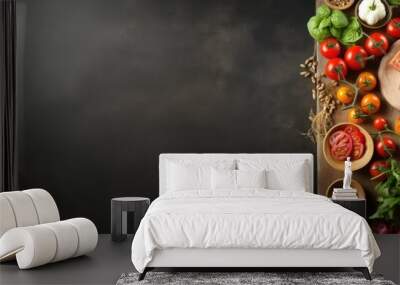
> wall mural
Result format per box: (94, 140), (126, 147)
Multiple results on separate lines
(302, 0), (400, 234)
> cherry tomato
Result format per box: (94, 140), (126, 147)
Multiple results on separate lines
(375, 137), (397, 158)
(344, 46), (369, 70)
(365, 33), (389, 57)
(360, 93), (381, 115)
(369, 160), (390, 181)
(395, 116), (400, 135)
(325, 58), (348, 81)
(356, 71), (377, 92)
(336, 85), (355, 104)
(373, 117), (388, 131)
(348, 108), (366, 124)
(387, 17), (400, 38)
(320, 38), (341, 59)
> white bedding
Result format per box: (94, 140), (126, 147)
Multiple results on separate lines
(131, 190), (380, 273)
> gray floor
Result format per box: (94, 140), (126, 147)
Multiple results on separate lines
(0, 234), (134, 285)
(1, 234), (398, 285)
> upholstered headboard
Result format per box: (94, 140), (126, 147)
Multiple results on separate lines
(159, 153), (314, 195)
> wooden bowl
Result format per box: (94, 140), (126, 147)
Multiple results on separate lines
(325, 178), (366, 199)
(355, 0), (392, 29)
(323, 123), (374, 171)
(324, 0), (355, 10)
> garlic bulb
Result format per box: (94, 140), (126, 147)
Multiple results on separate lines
(358, 0), (386, 26)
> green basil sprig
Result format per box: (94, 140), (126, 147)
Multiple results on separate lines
(307, 4), (363, 45)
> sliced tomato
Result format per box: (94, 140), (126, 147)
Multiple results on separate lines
(331, 144), (353, 160)
(329, 131), (353, 161)
(329, 131), (347, 146)
(344, 125), (366, 144)
(343, 125), (366, 159)
(352, 142), (365, 160)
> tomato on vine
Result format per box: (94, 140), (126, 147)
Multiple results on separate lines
(375, 137), (397, 158)
(360, 93), (381, 115)
(320, 38), (341, 59)
(325, 58), (348, 81)
(356, 71), (377, 92)
(387, 17), (400, 38)
(348, 108), (367, 124)
(373, 117), (388, 131)
(395, 117), (400, 135)
(369, 160), (390, 181)
(344, 46), (369, 71)
(336, 84), (355, 104)
(365, 32), (389, 57)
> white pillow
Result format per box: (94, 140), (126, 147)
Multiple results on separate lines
(166, 159), (235, 192)
(211, 169), (236, 190)
(237, 159), (308, 191)
(237, 169), (267, 189)
(211, 169), (267, 190)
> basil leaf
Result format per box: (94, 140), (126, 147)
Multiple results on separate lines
(319, 17), (332, 29)
(340, 17), (362, 45)
(308, 16), (331, 41)
(330, 26), (342, 38)
(388, 0), (400, 5)
(316, 4), (331, 18)
(331, 10), (349, 29)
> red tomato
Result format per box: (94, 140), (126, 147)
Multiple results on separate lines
(343, 125), (365, 159)
(344, 125), (365, 144)
(329, 130), (353, 161)
(320, 38), (341, 59)
(365, 33), (389, 57)
(387, 17), (400, 38)
(375, 137), (397, 158)
(344, 46), (369, 70)
(369, 160), (390, 181)
(373, 117), (388, 131)
(325, 58), (348, 81)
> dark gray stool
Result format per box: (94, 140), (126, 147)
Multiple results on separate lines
(111, 197), (150, 242)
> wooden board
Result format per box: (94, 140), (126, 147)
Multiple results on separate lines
(315, 1), (400, 216)
(379, 40), (400, 110)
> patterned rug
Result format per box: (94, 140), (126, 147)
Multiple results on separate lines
(116, 271), (396, 285)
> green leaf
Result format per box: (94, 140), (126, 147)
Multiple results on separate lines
(316, 5), (331, 18)
(388, 0), (400, 5)
(347, 16), (361, 30)
(371, 158), (400, 224)
(307, 16), (331, 41)
(330, 26), (342, 39)
(319, 17), (332, 29)
(331, 10), (349, 29)
(340, 17), (363, 45)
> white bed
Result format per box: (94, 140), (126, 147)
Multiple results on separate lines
(131, 154), (380, 280)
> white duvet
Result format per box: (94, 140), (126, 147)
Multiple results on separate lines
(131, 190), (380, 273)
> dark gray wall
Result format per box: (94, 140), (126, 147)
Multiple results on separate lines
(16, 0), (314, 232)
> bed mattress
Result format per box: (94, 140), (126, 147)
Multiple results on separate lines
(131, 190), (380, 273)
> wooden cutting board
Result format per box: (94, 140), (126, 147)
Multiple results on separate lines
(379, 40), (400, 111)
